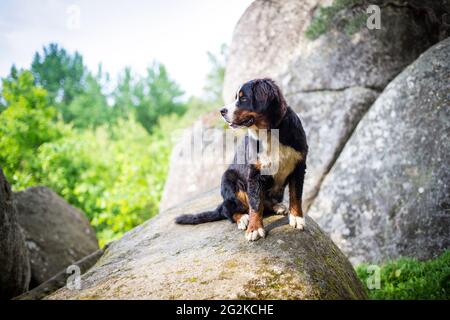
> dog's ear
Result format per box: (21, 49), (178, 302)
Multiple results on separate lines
(252, 78), (287, 127)
(252, 79), (277, 112)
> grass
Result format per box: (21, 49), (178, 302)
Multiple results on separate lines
(356, 250), (450, 299)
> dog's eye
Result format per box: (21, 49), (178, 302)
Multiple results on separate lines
(240, 97), (247, 102)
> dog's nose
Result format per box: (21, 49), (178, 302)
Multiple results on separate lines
(220, 108), (228, 116)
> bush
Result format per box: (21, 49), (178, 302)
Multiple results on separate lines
(0, 71), (68, 187)
(36, 118), (172, 246)
(356, 250), (450, 299)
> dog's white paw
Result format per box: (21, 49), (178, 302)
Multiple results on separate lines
(289, 214), (305, 230)
(245, 228), (266, 241)
(273, 203), (288, 215)
(237, 214), (249, 230)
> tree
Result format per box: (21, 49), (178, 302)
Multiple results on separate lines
(0, 70), (66, 187)
(65, 66), (112, 129)
(31, 43), (86, 116)
(133, 62), (186, 133)
(112, 67), (135, 119)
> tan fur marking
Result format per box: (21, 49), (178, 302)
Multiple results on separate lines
(289, 179), (304, 218)
(232, 212), (245, 223)
(236, 191), (249, 208)
(233, 108), (269, 129)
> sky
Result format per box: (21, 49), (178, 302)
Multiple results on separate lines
(0, 0), (253, 97)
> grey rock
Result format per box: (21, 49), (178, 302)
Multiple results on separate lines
(47, 190), (367, 300)
(15, 247), (106, 300)
(308, 38), (450, 264)
(223, 0), (320, 102)
(159, 119), (233, 212)
(14, 187), (99, 287)
(289, 87), (379, 209)
(282, 4), (436, 92)
(0, 168), (30, 299)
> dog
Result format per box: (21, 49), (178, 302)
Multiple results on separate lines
(175, 78), (308, 241)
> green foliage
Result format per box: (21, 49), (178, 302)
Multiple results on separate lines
(36, 118), (171, 246)
(356, 250), (450, 299)
(31, 43), (86, 107)
(112, 67), (135, 120)
(133, 63), (186, 133)
(0, 71), (67, 186)
(65, 73), (112, 129)
(305, 0), (368, 40)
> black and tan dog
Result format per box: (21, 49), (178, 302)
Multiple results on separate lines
(176, 78), (308, 241)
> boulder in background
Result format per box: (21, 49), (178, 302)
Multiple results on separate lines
(0, 168), (30, 299)
(308, 38), (450, 264)
(15, 186), (99, 288)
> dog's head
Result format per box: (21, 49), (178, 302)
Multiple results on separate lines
(220, 78), (287, 129)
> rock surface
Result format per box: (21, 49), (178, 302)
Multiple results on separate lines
(16, 248), (106, 300)
(159, 117), (233, 212)
(281, 2), (438, 93)
(289, 87), (379, 209)
(309, 38), (450, 264)
(48, 190), (367, 300)
(223, 0), (320, 101)
(15, 187), (99, 288)
(0, 168), (30, 299)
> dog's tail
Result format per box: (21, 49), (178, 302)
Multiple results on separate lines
(175, 204), (225, 225)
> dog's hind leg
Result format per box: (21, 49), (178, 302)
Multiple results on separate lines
(220, 169), (250, 230)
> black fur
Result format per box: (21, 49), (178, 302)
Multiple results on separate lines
(175, 206), (224, 224)
(175, 78), (308, 226)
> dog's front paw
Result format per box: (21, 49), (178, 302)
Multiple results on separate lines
(237, 214), (249, 230)
(245, 218), (265, 241)
(246, 227), (266, 241)
(273, 203), (288, 215)
(289, 214), (305, 230)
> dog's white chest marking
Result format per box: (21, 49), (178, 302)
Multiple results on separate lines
(257, 133), (303, 192)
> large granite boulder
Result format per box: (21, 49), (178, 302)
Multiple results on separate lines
(159, 114), (233, 212)
(48, 190), (367, 300)
(0, 169), (30, 299)
(289, 88), (379, 208)
(223, 0), (446, 210)
(14, 187), (99, 288)
(223, 0), (320, 101)
(308, 38), (450, 264)
(160, 117), (229, 212)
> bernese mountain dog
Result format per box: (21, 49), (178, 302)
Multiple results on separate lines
(175, 78), (308, 241)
